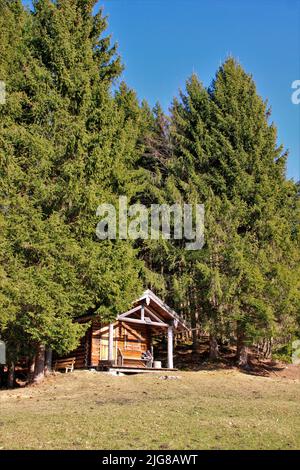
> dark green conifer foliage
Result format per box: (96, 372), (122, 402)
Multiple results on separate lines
(0, 0), (144, 383)
(0, 2), (298, 380)
(165, 59), (299, 364)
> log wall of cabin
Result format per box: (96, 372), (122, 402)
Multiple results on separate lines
(116, 322), (151, 355)
(91, 321), (152, 367)
(53, 324), (91, 370)
(115, 322), (151, 367)
(72, 329), (90, 369)
(55, 319), (153, 369)
(67, 320), (108, 369)
(90, 321), (102, 367)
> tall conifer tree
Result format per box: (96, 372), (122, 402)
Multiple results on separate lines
(0, 0), (145, 384)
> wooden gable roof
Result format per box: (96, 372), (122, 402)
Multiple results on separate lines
(117, 289), (189, 331)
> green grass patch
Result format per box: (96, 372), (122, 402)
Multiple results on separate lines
(0, 369), (299, 450)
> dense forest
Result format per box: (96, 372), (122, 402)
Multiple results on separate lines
(0, 0), (299, 386)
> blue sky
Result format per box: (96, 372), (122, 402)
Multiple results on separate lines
(99, 0), (300, 181)
(22, 0), (300, 180)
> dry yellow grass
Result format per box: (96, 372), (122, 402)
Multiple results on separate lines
(0, 369), (299, 450)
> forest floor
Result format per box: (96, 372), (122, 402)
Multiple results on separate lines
(0, 367), (300, 450)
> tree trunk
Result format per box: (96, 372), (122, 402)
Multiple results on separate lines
(261, 338), (273, 359)
(0, 364), (4, 387)
(28, 356), (36, 384)
(192, 286), (200, 352)
(236, 326), (249, 367)
(7, 361), (15, 388)
(237, 343), (249, 367)
(209, 334), (219, 361)
(33, 344), (45, 384)
(44, 348), (52, 376)
(192, 328), (198, 351)
(189, 288), (198, 352)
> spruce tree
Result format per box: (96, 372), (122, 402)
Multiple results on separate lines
(166, 60), (299, 365)
(0, 0), (145, 384)
(209, 58), (298, 364)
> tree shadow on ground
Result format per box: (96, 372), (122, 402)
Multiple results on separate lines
(162, 343), (298, 379)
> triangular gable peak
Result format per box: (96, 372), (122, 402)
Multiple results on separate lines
(117, 289), (188, 331)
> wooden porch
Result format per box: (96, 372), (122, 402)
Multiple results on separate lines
(107, 365), (178, 374)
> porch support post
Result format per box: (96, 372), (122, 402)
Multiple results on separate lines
(108, 323), (114, 362)
(167, 325), (174, 369)
(141, 302), (145, 322)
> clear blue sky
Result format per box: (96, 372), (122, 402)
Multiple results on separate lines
(22, 0), (300, 180)
(99, 0), (300, 181)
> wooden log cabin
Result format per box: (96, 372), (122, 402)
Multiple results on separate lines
(62, 289), (188, 372)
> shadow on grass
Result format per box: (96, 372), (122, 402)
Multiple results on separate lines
(168, 345), (291, 378)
